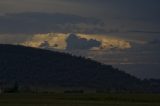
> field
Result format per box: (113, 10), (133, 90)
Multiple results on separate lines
(0, 93), (160, 106)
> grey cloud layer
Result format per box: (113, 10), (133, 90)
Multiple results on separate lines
(1, 0), (159, 19)
(0, 12), (104, 34)
(0, 0), (160, 33)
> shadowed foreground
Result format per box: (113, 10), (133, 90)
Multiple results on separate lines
(0, 93), (160, 106)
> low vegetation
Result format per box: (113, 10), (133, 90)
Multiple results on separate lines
(0, 93), (160, 106)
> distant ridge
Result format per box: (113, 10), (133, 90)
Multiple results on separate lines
(0, 44), (159, 92)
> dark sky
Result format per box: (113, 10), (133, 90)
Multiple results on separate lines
(0, 0), (160, 33)
(0, 0), (160, 79)
(1, 0), (160, 19)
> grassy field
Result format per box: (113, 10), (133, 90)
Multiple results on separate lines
(0, 93), (160, 106)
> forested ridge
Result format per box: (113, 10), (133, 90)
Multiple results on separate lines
(0, 44), (159, 93)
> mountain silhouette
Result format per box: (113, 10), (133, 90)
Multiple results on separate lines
(0, 44), (159, 92)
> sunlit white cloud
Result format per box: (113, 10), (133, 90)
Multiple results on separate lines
(20, 33), (131, 51)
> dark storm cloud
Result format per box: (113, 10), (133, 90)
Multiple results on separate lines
(127, 30), (160, 34)
(149, 38), (160, 45)
(0, 12), (104, 34)
(63, 0), (160, 34)
(0, 0), (160, 34)
(66, 33), (101, 50)
(1, 0), (160, 18)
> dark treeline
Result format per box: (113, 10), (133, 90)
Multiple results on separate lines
(0, 44), (159, 93)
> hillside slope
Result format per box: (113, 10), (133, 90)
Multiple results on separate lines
(0, 44), (144, 91)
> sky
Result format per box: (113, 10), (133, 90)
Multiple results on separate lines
(0, 0), (160, 79)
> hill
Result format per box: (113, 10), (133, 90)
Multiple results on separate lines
(0, 44), (157, 92)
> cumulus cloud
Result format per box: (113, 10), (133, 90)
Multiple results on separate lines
(20, 33), (131, 51)
(66, 33), (101, 50)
